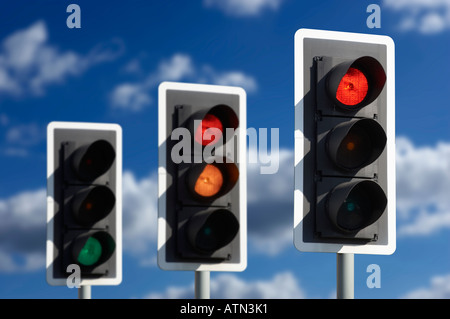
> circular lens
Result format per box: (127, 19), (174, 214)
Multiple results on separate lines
(194, 164), (224, 198)
(191, 209), (239, 254)
(337, 191), (371, 232)
(77, 236), (102, 266)
(336, 67), (368, 106)
(336, 126), (372, 170)
(203, 227), (212, 236)
(327, 119), (387, 171)
(197, 225), (216, 252)
(346, 201), (356, 212)
(336, 184), (373, 232)
(195, 114), (223, 146)
(73, 186), (115, 225)
(327, 181), (387, 233)
(76, 140), (115, 181)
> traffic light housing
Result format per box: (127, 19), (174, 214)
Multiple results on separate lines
(158, 82), (246, 271)
(47, 122), (122, 286)
(294, 29), (396, 254)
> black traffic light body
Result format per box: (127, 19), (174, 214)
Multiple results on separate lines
(294, 29), (396, 254)
(158, 82), (246, 271)
(47, 122), (122, 286)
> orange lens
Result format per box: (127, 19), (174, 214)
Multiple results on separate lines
(194, 114), (223, 146)
(194, 164), (223, 197)
(346, 142), (355, 151)
(336, 67), (368, 106)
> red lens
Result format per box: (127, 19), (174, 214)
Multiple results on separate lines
(195, 114), (223, 146)
(336, 67), (369, 106)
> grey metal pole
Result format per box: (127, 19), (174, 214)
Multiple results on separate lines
(78, 285), (91, 299)
(336, 253), (354, 299)
(195, 271), (210, 299)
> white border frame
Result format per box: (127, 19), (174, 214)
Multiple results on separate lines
(294, 29), (396, 254)
(46, 121), (123, 286)
(158, 81), (247, 271)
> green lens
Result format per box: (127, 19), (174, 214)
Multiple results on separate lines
(346, 201), (356, 212)
(77, 237), (102, 266)
(203, 227), (212, 236)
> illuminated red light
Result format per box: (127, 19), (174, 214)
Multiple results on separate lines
(336, 68), (369, 106)
(195, 114), (223, 146)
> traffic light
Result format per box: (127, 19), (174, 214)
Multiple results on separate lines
(158, 81), (246, 271)
(47, 122), (122, 286)
(294, 29), (396, 254)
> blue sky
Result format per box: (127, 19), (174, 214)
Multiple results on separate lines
(0, 0), (449, 299)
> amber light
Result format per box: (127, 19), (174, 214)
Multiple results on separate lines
(194, 114), (223, 146)
(346, 142), (355, 151)
(194, 164), (224, 197)
(336, 67), (369, 106)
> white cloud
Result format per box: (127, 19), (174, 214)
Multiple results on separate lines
(110, 53), (257, 111)
(121, 171), (158, 259)
(0, 21), (123, 97)
(146, 271), (305, 298)
(396, 137), (450, 236)
(2, 21), (47, 71)
(204, 0), (283, 17)
(158, 54), (194, 80)
(247, 147), (294, 255)
(247, 147), (292, 203)
(420, 11), (448, 32)
(383, 0), (450, 33)
(0, 189), (46, 272)
(6, 123), (43, 146)
(0, 189), (46, 234)
(402, 273), (450, 298)
(110, 54), (194, 111)
(109, 83), (153, 112)
(209, 70), (258, 92)
(1, 122), (46, 157)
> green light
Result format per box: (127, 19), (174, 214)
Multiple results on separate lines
(203, 227), (212, 236)
(346, 201), (356, 212)
(77, 237), (102, 266)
